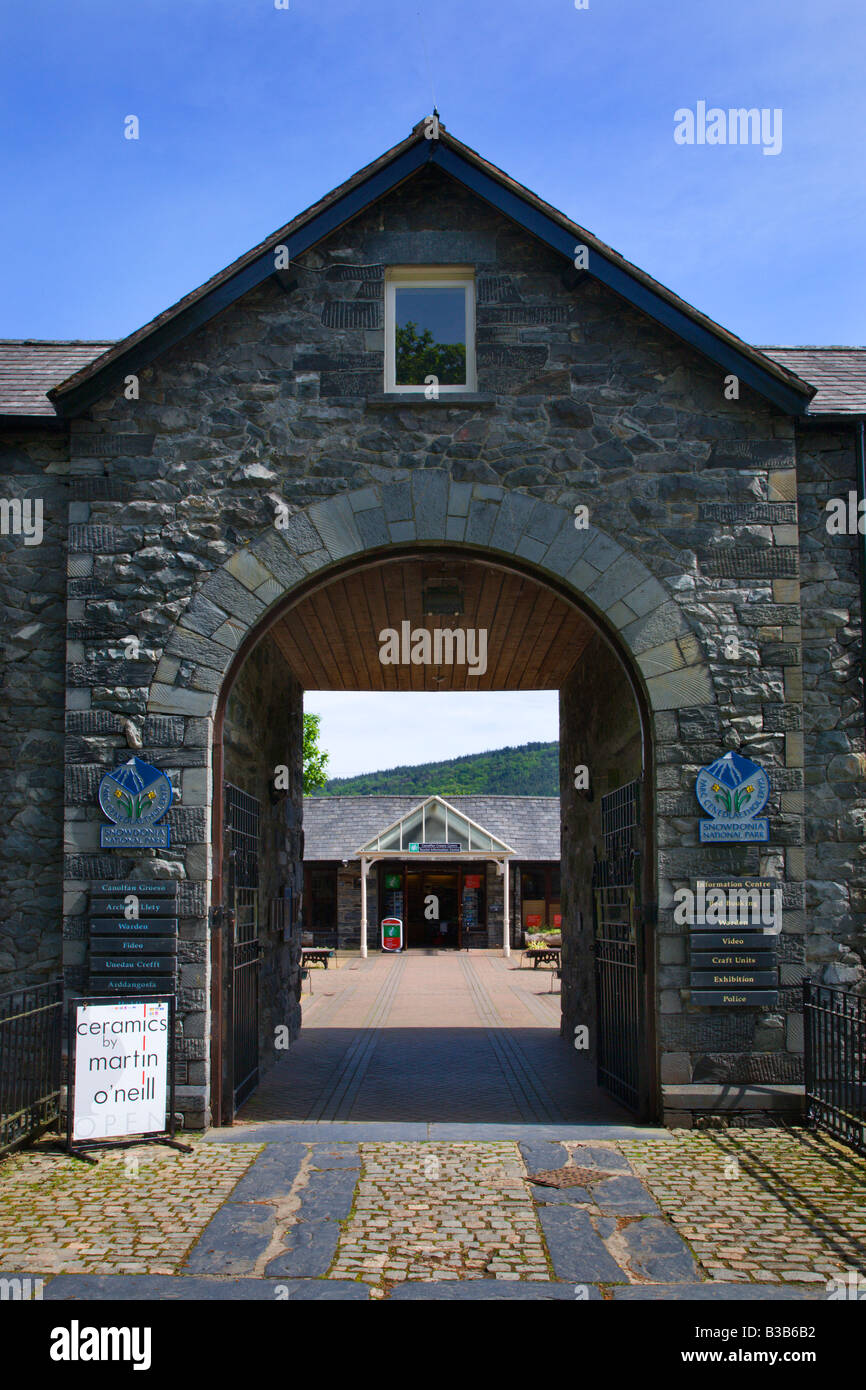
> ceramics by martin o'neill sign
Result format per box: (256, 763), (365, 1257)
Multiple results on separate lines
(695, 751), (770, 843)
(72, 999), (170, 1141)
(98, 757), (172, 848)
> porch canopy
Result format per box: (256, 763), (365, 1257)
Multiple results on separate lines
(354, 795), (515, 957)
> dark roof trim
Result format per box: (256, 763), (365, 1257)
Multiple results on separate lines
(49, 140), (433, 417)
(0, 414), (68, 431)
(49, 123), (815, 418)
(428, 143), (811, 415)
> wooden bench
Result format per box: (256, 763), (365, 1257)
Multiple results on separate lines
(301, 947), (335, 970)
(528, 945), (561, 967)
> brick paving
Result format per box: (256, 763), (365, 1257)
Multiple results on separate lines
(620, 1128), (866, 1286)
(0, 1140), (261, 1276)
(329, 1141), (549, 1286)
(240, 950), (625, 1124)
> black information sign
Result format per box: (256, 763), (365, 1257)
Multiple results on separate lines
(691, 932), (775, 951)
(691, 990), (780, 1007)
(90, 975), (177, 994)
(690, 970), (779, 989)
(90, 899), (178, 917)
(688, 879), (779, 1008)
(90, 935), (177, 954)
(90, 918), (179, 936)
(691, 951), (776, 970)
(92, 881), (178, 896)
(88, 881), (178, 996)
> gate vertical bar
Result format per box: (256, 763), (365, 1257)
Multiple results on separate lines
(224, 783), (261, 1114)
(592, 780), (645, 1116)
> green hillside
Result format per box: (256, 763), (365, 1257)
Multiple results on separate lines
(314, 741), (558, 798)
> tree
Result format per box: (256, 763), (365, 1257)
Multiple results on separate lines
(395, 321), (466, 386)
(303, 713), (329, 793)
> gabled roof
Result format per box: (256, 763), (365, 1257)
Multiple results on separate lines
(304, 795), (559, 861)
(759, 348), (866, 415)
(355, 794), (515, 856)
(0, 340), (113, 418)
(42, 116), (817, 417)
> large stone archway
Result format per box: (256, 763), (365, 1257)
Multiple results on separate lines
(133, 476), (717, 1126)
(146, 475), (715, 720)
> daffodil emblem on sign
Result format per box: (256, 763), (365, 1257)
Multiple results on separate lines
(695, 752), (770, 822)
(98, 757), (173, 826)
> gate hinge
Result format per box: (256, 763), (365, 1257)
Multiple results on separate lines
(209, 905), (235, 931)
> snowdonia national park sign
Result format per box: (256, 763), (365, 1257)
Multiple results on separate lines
(695, 751), (770, 843)
(97, 758), (173, 848)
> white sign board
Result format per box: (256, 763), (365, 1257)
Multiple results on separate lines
(73, 999), (170, 1141)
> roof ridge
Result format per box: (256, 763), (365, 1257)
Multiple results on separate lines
(0, 339), (116, 346)
(42, 119), (815, 415)
(760, 344), (866, 351)
(305, 793), (560, 801)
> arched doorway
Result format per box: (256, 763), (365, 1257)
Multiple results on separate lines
(143, 480), (715, 1127)
(208, 546), (657, 1125)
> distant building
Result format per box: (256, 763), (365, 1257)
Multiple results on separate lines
(302, 794), (560, 950)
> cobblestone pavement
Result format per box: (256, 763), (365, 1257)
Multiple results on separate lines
(240, 951), (625, 1124)
(330, 1142), (549, 1286)
(2, 953), (865, 1300)
(0, 1140), (261, 1276)
(4, 1126), (863, 1299)
(620, 1128), (866, 1287)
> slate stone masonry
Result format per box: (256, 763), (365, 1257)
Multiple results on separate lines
(1, 164), (863, 1126)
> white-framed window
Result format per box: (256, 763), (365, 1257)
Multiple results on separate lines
(384, 265), (476, 394)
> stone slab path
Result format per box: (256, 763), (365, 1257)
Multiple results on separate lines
(4, 1129), (864, 1300)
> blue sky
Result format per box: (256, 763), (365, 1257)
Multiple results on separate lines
(3, 0), (861, 776)
(2, 0), (862, 345)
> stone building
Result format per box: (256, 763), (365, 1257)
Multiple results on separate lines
(302, 793), (560, 949)
(1, 117), (865, 1127)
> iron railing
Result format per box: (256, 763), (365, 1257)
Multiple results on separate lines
(803, 979), (866, 1157)
(0, 977), (63, 1157)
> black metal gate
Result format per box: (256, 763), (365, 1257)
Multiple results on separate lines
(804, 980), (866, 1156)
(0, 977), (63, 1156)
(225, 783), (261, 1110)
(592, 780), (646, 1114)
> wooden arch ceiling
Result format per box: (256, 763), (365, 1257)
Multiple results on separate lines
(269, 554), (595, 691)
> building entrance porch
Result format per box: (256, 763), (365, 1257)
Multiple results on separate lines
(382, 860), (488, 950)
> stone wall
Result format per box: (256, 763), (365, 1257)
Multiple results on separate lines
(223, 635), (304, 1078)
(0, 431), (69, 984)
(33, 161), (863, 1123)
(334, 864), (378, 948)
(559, 631), (643, 1060)
(796, 423), (866, 992)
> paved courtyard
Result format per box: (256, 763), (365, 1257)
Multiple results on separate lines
(1, 952), (865, 1301)
(239, 950), (625, 1124)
